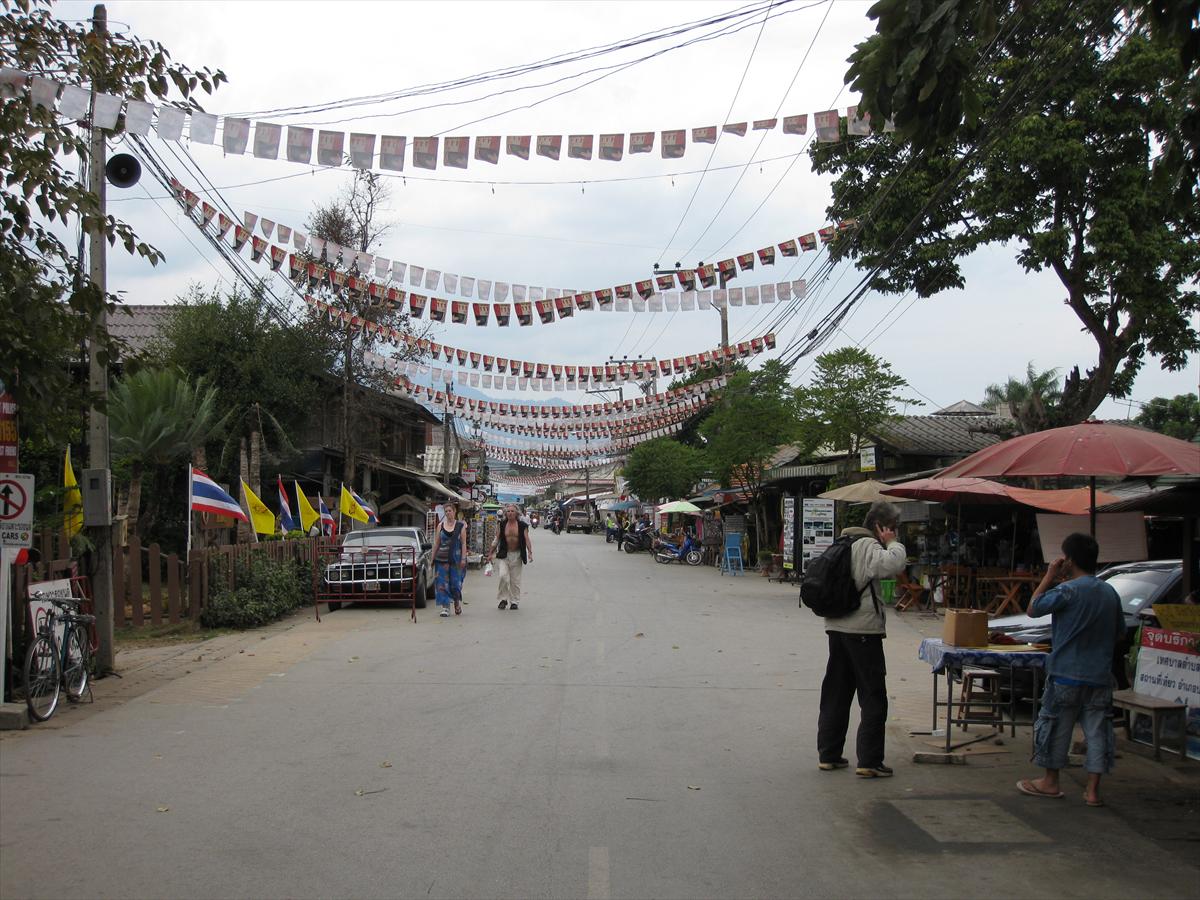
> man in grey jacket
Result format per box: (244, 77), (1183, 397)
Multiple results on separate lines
(817, 500), (907, 777)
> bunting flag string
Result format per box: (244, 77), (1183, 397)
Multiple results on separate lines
(0, 67), (892, 172)
(394, 374), (725, 424)
(248, 200), (838, 302)
(166, 175), (821, 319)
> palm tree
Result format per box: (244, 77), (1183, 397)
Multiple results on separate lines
(109, 369), (227, 548)
(983, 364), (1063, 434)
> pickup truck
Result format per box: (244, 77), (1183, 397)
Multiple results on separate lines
(320, 527), (433, 611)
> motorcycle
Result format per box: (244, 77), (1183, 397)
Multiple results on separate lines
(605, 522), (620, 543)
(655, 534), (703, 566)
(621, 525), (654, 553)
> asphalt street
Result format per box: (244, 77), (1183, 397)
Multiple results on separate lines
(1, 532), (1196, 899)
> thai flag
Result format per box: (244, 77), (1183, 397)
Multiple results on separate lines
(191, 468), (248, 521)
(318, 496), (336, 536)
(277, 476), (297, 533)
(352, 488), (378, 524)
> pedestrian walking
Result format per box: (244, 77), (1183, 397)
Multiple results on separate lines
(816, 500), (907, 778)
(487, 503), (532, 610)
(431, 502), (468, 617)
(1017, 532), (1124, 807)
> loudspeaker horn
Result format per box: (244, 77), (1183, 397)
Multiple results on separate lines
(105, 153), (142, 189)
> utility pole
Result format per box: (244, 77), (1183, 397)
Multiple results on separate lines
(86, 4), (115, 675)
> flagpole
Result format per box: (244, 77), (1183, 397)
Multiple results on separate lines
(338, 482), (344, 536)
(186, 461), (193, 559)
(241, 482), (259, 544)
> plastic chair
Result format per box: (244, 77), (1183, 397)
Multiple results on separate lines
(720, 534), (744, 576)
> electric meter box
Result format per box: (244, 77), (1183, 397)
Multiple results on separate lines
(81, 468), (112, 526)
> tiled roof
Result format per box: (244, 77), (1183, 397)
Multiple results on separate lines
(107, 304), (177, 356)
(872, 415), (1007, 457)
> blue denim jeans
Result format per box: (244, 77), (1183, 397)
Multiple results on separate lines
(1032, 678), (1115, 774)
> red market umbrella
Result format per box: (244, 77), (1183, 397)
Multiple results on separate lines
(881, 476), (1013, 504)
(937, 422), (1200, 534)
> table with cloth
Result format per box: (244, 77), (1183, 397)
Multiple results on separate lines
(918, 638), (1048, 754)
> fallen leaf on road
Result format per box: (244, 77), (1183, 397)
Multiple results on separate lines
(154, 754), (163, 760)
(156, 806), (170, 813)
(687, 785), (701, 791)
(380, 761), (393, 768)
(672, 645), (680, 650)
(634, 633), (644, 638)
(355, 789), (364, 796)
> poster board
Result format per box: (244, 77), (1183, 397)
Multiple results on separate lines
(1131, 627), (1200, 761)
(782, 496), (796, 570)
(1034, 512), (1147, 563)
(801, 498), (836, 572)
(27, 578), (73, 645)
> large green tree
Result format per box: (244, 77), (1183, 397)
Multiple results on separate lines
(699, 360), (800, 549)
(149, 284), (337, 481)
(793, 347), (920, 472)
(1135, 393), (1200, 441)
(0, 0), (225, 435)
(844, 0), (1199, 209)
(621, 438), (707, 503)
(814, 1), (1199, 426)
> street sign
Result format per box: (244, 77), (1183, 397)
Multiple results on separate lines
(0, 473), (34, 548)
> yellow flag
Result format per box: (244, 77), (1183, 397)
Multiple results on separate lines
(63, 447), (82, 539)
(241, 480), (276, 536)
(340, 483), (370, 524)
(295, 481), (319, 534)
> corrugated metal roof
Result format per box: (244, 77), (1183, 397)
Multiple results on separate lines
(872, 415), (1007, 456)
(107, 304), (177, 356)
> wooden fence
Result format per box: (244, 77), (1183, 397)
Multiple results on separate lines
(9, 535), (325, 652)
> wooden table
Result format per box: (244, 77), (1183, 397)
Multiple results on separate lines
(978, 573), (1041, 616)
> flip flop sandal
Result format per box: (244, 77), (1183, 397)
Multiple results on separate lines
(1016, 779), (1064, 799)
(1083, 795), (1105, 807)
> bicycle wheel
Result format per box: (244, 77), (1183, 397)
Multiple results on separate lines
(64, 625), (90, 701)
(23, 635), (61, 722)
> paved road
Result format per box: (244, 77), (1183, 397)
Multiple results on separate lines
(2, 533), (1196, 899)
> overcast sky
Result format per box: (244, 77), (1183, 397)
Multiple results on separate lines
(54, 0), (1198, 423)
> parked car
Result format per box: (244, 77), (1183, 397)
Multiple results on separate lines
(321, 527), (432, 611)
(988, 559), (1184, 645)
(565, 508), (594, 534)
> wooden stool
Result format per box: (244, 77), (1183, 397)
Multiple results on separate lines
(957, 667), (1002, 730)
(1111, 690), (1189, 761)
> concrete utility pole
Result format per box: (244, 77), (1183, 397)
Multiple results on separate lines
(651, 263), (730, 368)
(86, 3), (115, 674)
(441, 383), (453, 484)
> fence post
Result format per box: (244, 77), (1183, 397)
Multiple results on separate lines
(130, 544), (144, 628)
(111, 543), (126, 629)
(167, 552), (181, 624)
(148, 543), (163, 626)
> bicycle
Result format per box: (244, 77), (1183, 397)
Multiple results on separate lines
(22, 592), (96, 722)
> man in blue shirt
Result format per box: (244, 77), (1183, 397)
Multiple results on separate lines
(1017, 533), (1124, 807)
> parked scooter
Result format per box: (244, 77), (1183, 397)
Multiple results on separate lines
(655, 534), (703, 566)
(621, 523), (654, 553)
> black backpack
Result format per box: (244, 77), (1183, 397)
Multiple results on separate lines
(800, 535), (877, 617)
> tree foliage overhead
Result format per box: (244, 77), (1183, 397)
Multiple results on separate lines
(845, 0), (1199, 208)
(620, 438), (707, 504)
(816, 0), (1198, 426)
(1134, 393), (1200, 441)
(793, 347), (920, 464)
(0, 0), (226, 427)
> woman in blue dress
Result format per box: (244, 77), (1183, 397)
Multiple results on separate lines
(431, 502), (468, 617)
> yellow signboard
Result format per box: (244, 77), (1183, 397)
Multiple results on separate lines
(1153, 604), (1200, 632)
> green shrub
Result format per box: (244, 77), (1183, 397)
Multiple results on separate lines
(200, 554), (308, 629)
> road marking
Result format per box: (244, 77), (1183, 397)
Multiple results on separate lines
(587, 846), (610, 900)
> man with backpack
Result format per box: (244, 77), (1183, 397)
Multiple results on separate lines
(803, 500), (907, 778)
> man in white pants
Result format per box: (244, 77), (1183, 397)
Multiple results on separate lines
(488, 504), (533, 610)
